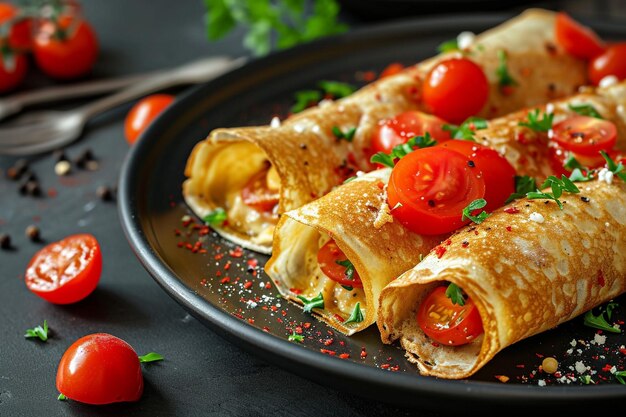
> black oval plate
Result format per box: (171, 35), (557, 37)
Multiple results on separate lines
(119, 13), (626, 412)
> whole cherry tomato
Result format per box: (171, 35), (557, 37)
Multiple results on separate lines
(416, 286), (483, 346)
(317, 239), (363, 288)
(552, 115), (616, 156)
(0, 2), (32, 50)
(554, 12), (605, 60)
(124, 94), (175, 144)
(56, 334), (144, 405)
(33, 17), (98, 79)
(588, 43), (626, 86)
(25, 234), (101, 304)
(0, 52), (27, 93)
(423, 58), (489, 124)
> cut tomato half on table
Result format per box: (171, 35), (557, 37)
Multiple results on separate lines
(24, 233), (102, 304)
(551, 115), (617, 156)
(416, 286), (484, 346)
(588, 43), (626, 85)
(317, 240), (363, 288)
(387, 147), (486, 235)
(370, 111), (451, 155)
(554, 12), (605, 60)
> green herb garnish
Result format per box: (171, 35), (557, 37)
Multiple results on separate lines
(288, 331), (304, 342)
(600, 151), (626, 182)
(526, 175), (580, 209)
(437, 38), (459, 53)
(615, 371), (626, 385)
(569, 168), (593, 182)
(138, 352), (165, 363)
(343, 176), (357, 184)
(443, 117), (488, 141)
(506, 175), (537, 203)
(204, 208), (227, 227)
(332, 126), (356, 142)
(24, 320), (48, 342)
(568, 103), (603, 119)
(297, 292), (324, 313)
(496, 50), (518, 89)
(336, 258), (355, 288)
(445, 283), (465, 306)
(462, 199), (489, 224)
(583, 302), (621, 333)
(369, 133), (437, 168)
(564, 154), (585, 171)
(319, 80), (356, 98)
(344, 302), (364, 324)
(579, 375), (593, 385)
(291, 89), (322, 113)
(57, 393), (67, 401)
(518, 108), (554, 132)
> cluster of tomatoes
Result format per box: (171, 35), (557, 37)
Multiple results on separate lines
(0, 0), (98, 93)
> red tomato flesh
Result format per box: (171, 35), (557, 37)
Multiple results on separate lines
(124, 94), (174, 144)
(25, 234), (101, 304)
(387, 147), (486, 235)
(241, 168), (279, 213)
(371, 111), (451, 156)
(549, 142), (623, 177)
(0, 3), (32, 50)
(552, 116), (616, 156)
(0, 52), (27, 93)
(589, 43), (626, 86)
(56, 333), (143, 405)
(317, 240), (363, 288)
(417, 286), (484, 346)
(423, 58), (489, 124)
(555, 12), (605, 60)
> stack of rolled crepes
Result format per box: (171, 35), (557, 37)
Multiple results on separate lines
(183, 9), (586, 254)
(266, 81), (626, 335)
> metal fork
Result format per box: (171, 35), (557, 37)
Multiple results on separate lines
(0, 56), (246, 155)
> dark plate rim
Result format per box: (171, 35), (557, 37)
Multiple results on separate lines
(118, 12), (626, 408)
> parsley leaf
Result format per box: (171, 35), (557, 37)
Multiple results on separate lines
(369, 133), (437, 168)
(496, 50), (518, 88)
(332, 126), (356, 142)
(526, 175), (580, 209)
(203, 208), (227, 227)
(518, 109), (554, 132)
(288, 331), (304, 342)
(318, 80), (356, 98)
(370, 152), (395, 168)
(462, 199), (489, 224)
(297, 292), (324, 313)
(568, 103), (603, 119)
(445, 283), (465, 306)
(569, 168), (593, 182)
(443, 117), (488, 141)
(437, 38), (459, 53)
(336, 259), (355, 282)
(344, 302), (364, 324)
(564, 154), (584, 171)
(291, 89), (322, 113)
(579, 375), (594, 385)
(615, 371), (626, 385)
(24, 320), (48, 342)
(583, 302), (621, 333)
(506, 175), (537, 203)
(600, 151), (626, 182)
(58, 393), (67, 401)
(138, 352), (164, 363)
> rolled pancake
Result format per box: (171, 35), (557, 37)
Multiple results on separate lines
(378, 179), (626, 379)
(183, 9), (587, 254)
(265, 84), (626, 335)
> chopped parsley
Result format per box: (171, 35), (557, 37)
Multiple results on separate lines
(24, 320), (49, 342)
(336, 258), (356, 290)
(291, 81), (356, 113)
(443, 117), (488, 141)
(518, 108), (554, 132)
(369, 133), (437, 168)
(370, 152), (395, 168)
(288, 331), (304, 343)
(568, 168), (593, 182)
(615, 371), (626, 385)
(600, 151), (626, 182)
(332, 126), (356, 142)
(583, 302), (621, 333)
(291, 90), (322, 113)
(445, 283), (465, 306)
(568, 103), (603, 119)
(297, 292), (324, 313)
(203, 208), (227, 226)
(506, 175), (537, 203)
(318, 80), (356, 98)
(437, 38), (459, 53)
(462, 199), (489, 224)
(344, 302), (364, 324)
(526, 175), (580, 209)
(496, 50), (518, 89)
(564, 154), (585, 171)
(579, 375), (594, 385)
(57, 393), (67, 401)
(138, 352), (164, 363)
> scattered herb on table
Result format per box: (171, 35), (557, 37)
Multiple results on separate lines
(24, 320), (49, 342)
(288, 331), (304, 342)
(138, 352), (165, 363)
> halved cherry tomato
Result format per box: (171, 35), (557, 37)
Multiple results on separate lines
(25, 234), (102, 304)
(379, 62), (404, 79)
(0, 52), (27, 93)
(371, 111), (451, 156)
(438, 140), (516, 212)
(555, 12), (605, 60)
(241, 168), (279, 212)
(423, 58), (489, 124)
(549, 142), (622, 177)
(0, 3), (32, 50)
(33, 17), (98, 79)
(57, 333), (143, 405)
(552, 116), (616, 156)
(589, 43), (626, 86)
(317, 239), (363, 288)
(124, 94), (174, 144)
(387, 147), (486, 235)
(416, 286), (484, 346)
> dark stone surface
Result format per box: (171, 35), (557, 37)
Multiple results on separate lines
(0, 1), (623, 416)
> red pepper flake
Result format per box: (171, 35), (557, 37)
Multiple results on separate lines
(339, 353), (350, 359)
(295, 326), (303, 334)
(281, 310), (287, 317)
(214, 253), (224, 260)
(501, 85), (515, 96)
(247, 258), (258, 268)
(199, 249), (207, 254)
(229, 247), (244, 258)
(220, 277), (230, 284)
(377, 181), (384, 189)
(324, 339), (334, 346)
(243, 281), (253, 289)
(265, 282), (272, 289)
(290, 288), (303, 295)
(597, 270), (605, 287)
(362, 70), (376, 82)
(390, 365), (400, 372)
(224, 261), (232, 270)
(516, 132), (529, 144)
(495, 375), (510, 383)
(177, 242), (184, 248)
(360, 348), (367, 359)
(270, 305), (278, 312)
(462, 241), (469, 248)
(262, 326), (270, 332)
(535, 353), (544, 359)
(434, 246), (446, 259)
(405, 85), (420, 102)
(619, 348), (626, 355)
(516, 364), (525, 368)
(602, 364), (613, 372)
(445, 239), (452, 246)
(504, 207), (519, 214)
(320, 349), (336, 356)
(333, 314), (345, 323)
(431, 342), (440, 347)
(232, 313), (243, 319)
(303, 322), (311, 329)
(380, 364), (391, 370)
(200, 278), (208, 286)
(506, 226), (512, 232)
(247, 318), (255, 324)
(339, 341), (345, 347)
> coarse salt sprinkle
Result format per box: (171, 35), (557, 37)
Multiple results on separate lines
(529, 212), (545, 223)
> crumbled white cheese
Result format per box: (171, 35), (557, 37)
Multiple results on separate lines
(598, 168), (614, 184)
(270, 116), (281, 128)
(529, 212), (545, 223)
(537, 379), (546, 387)
(259, 282), (265, 288)
(546, 103), (554, 115)
(547, 129), (554, 139)
(293, 124), (305, 133)
(246, 300), (258, 309)
(570, 339), (577, 347)
(610, 366), (617, 374)
(599, 75), (619, 88)
(593, 333), (607, 345)
(575, 361), (587, 374)
(457, 31), (475, 50)
(318, 98), (334, 108)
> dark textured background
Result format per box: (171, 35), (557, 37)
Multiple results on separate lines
(1, 1), (625, 416)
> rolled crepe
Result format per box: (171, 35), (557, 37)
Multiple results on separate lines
(183, 9), (587, 254)
(265, 83), (626, 335)
(378, 179), (626, 379)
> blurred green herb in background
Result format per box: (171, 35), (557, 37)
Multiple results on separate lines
(204, 0), (348, 56)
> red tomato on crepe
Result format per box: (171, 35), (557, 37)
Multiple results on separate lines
(589, 43), (626, 86)
(241, 169), (279, 213)
(317, 240), (363, 288)
(371, 111), (451, 155)
(555, 12), (605, 60)
(552, 116), (616, 156)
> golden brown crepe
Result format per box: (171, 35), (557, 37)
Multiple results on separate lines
(183, 8), (587, 254)
(265, 83), (626, 335)
(377, 178), (626, 379)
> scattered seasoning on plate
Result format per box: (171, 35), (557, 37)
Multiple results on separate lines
(0, 233), (11, 249)
(25, 225), (40, 242)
